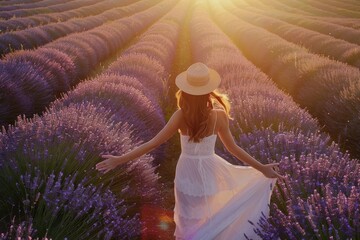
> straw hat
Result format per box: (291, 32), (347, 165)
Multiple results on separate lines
(175, 62), (221, 95)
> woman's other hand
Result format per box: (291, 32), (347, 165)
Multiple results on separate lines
(95, 154), (127, 174)
(261, 163), (285, 179)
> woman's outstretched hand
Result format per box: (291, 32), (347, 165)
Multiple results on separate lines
(95, 154), (127, 174)
(261, 163), (285, 180)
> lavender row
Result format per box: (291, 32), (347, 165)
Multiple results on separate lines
(0, 0), (43, 7)
(0, 0), (175, 129)
(218, 0), (360, 159)
(0, 0), (74, 12)
(4, 169), (140, 239)
(247, 0), (311, 16)
(199, 0), (360, 238)
(247, 0), (360, 46)
(0, 0), (159, 56)
(317, 0), (360, 12)
(256, 153), (359, 239)
(286, 0), (360, 18)
(0, 0), (132, 33)
(50, 76), (166, 152)
(247, 0), (360, 31)
(308, 15), (360, 30)
(0, 103), (156, 239)
(0, 0), (100, 20)
(225, 6), (360, 69)
(0, 0), (189, 237)
(269, 0), (360, 17)
(268, 0), (342, 17)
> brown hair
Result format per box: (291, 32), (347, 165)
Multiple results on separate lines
(176, 89), (232, 142)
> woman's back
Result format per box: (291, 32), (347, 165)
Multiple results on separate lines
(178, 109), (218, 156)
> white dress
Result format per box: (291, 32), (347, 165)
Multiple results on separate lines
(173, 112), (277, 240)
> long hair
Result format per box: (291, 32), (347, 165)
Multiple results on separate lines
(176, 89), (232, 142)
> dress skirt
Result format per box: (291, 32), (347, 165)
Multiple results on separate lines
(173, 152), (277, 240)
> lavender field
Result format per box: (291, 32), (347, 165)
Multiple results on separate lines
(0, 0), (359, 239)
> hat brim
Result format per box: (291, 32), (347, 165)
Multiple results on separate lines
(175, 68), (221, 95)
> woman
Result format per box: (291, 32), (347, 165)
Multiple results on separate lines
(96, 62), (284, 239)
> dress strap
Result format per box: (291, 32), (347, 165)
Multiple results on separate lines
(212, 110), (217, 134)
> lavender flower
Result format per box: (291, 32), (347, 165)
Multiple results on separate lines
(49, 78), (165, 142)
(0, 102), (162, 205)
(1, 168), (139, 239)
(106, 53), (168, 105)
(0, 216), (37, 240)
(4, 50), (72, 95)
(0, 60), (52, 124)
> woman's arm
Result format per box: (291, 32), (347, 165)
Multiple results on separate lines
(96, 109), (182, 174)
(217, 110), (284, 179)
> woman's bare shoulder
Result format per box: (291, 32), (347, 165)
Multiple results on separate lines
(213, 108), (229, 130)
(213, 108), (227, 119)
(174, 108), (183, 115)
(172, 108), (184, 120)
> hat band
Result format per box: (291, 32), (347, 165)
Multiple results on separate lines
(186, 74), (209, 86)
